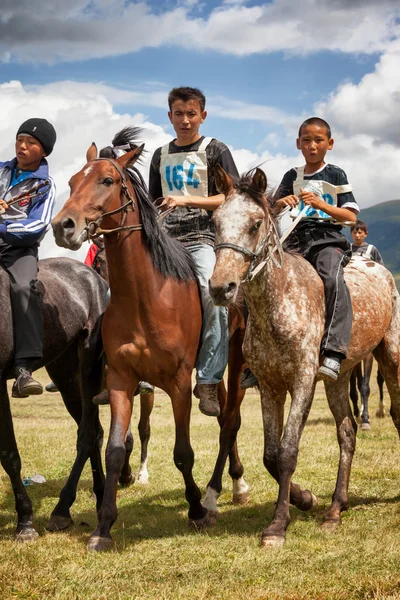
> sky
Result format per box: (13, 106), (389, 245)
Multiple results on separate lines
(0, 0), (399, 260)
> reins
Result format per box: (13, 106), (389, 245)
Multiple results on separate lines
(214, 203), (308, 283)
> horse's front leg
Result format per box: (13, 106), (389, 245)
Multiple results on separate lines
(137, 390), (154, 484)
(0, 376), (38, 542)
(170, 377), (209, 527)
(322, 371), (356, 529)
(87, 366), (136, 552)
(261, 380), (316, 549)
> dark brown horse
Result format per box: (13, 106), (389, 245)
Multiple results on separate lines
(349, 353), (385, 430)
(0, 258), (108, 540)
(209, 166), (400, 549)
(52, 143), (214, 551)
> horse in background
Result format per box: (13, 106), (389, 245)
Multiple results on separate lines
(0, 258), (108, 540)
(349, 354), (385, 430)
(209, 166), (400, 549)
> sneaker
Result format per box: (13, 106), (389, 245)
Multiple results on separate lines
(197, 383), (220, 417)
(45, 381), (59, 393)
(317, 357), (341, 382)
(12, 369), (43, 398)
(138, 381), (154, 395)
(240, 367), (259, 390)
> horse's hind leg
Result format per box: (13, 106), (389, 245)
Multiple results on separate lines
(349, 366), (360, 419)
(373, 341), (400, 436)
(359, 354), (373, 430)
(322, 371), (357, 529)
(47, 346), (104, 531)
(376, 368), (385, 418)
(137, 390), (154, 484)
(0, 375), (39, 541)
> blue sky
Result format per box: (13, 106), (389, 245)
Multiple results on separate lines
(0, 0), (399, 258)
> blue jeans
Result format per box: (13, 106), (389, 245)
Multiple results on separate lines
(188, 243), (229, 384)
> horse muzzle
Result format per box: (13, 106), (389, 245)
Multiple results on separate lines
(209, 278), (238, 306)
(51, 213), (87, 250)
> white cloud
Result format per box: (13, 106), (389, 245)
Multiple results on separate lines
(1, 57), (399, 260)
(0, 0), (399, 62)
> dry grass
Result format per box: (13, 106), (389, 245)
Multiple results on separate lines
(1, 368), (400, 599)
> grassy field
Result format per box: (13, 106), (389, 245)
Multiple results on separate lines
(1, 368), (400, 600)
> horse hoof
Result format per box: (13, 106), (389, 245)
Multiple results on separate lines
(233, 491), (250, 506)
(87, 535), (113, 552)
(15, 527), (39, 543)
(260, 535), (285, 550)
(360, 422), (371, 431)
(376, 410), (385, 419)
(189, 511), (213, 531)
(119, 473), (135, 487)
(46, 515), (74, 532)
(321, 517), (341, 532)
(137, 473), (149, 485)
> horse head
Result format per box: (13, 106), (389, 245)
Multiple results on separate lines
(209, 165), (270, 306)
(52, 142), (144, 250)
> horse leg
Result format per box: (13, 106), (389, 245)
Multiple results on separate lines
(260, 382), (317, 549)
(373, 341), (400, 436)
(170, 379), (208, 527)
(376, 367), (385, 418)
(0, 375), (38, 542)
(137, 390), (154, 484)
(349, 366), (360, 419)
(119, 422), (134, 486)
(87, 366), (136, 551)
(47, 347), (104, 531)
(203, 338), (247, 521)
(322, 371), (357, 529)
(360, 354), (373, 430)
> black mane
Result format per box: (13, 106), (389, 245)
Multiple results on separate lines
(102, 128), (196, 282)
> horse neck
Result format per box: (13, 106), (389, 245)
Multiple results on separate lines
(102, 200), (158, 302)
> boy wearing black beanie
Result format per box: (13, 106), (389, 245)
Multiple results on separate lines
(0, 117), (57, 397)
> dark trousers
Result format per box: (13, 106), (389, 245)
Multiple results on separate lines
(0, 242), (43, 361)
(285, 223), (352, 359)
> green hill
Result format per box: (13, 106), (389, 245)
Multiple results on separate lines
(352, 199), (400, 290)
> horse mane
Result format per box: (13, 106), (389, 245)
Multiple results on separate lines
(100, 129), (196, 282)
(233, 169), (275, 212)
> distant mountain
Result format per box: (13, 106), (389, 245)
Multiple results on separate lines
(353, 199), (400, 290)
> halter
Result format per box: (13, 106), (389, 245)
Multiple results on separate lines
(84, 158), (143, 238)
(214, 214), (284, 283)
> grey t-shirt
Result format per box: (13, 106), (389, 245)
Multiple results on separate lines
(149, 137), (238, 246)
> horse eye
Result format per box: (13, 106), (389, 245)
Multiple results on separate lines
(252, 220), (262, 232)
(102, 177), (114, 186)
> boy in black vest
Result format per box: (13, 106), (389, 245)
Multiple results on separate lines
(351, 220), (383, 264)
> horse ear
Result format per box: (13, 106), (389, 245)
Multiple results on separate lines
(215, 164), (233, 195)
(86, 143), (98, 162)
(252, 168), (267, 193)
(117, 144), (145, 169)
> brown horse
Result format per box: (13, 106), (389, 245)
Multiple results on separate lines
(92, 236), (250, 497)
(349, 353), (385, 430)
(52, 143), (251, 550)
(209, 166), (400, 549)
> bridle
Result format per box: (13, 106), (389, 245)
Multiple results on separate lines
(214, 211), (284, 283)
(84, 158), (144, 238)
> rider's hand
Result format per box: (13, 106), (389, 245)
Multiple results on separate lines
(299, 188), (323, 210)
(0, 199), (9, 211)
(159, 195), (187, 211)
(275, 195), (299, 209)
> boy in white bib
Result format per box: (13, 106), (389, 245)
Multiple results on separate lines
(149, 87), (239, 416)
(351, 220), (383, 265)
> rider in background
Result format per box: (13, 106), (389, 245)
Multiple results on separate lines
(149, 86), (239, 417)
(351, 220), (384, 265)
(0, 118), (57, 398)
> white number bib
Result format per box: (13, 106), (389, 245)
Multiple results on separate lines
(160, 137), (212, 199)
(290, 165), (352, 221)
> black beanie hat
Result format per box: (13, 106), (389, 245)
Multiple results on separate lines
(16, 118), (57, 156)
